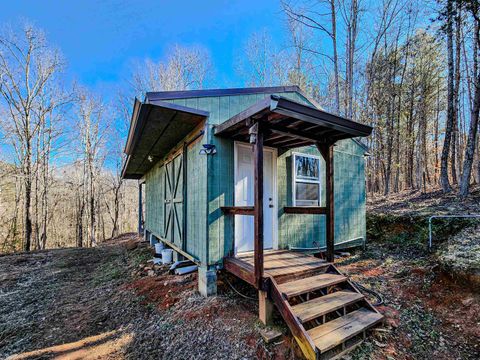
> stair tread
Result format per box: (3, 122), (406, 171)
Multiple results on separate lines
(308, 308), (383, 353)
(292, 291), (364, 323)
(278, 273), (347, 298)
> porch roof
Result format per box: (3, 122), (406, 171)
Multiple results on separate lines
(214, 95), (372, 148)
(122, 98), (208, 180)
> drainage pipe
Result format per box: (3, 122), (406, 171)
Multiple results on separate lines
(428, 214), (480, 250)
(174, 265), (198, 275)
(169, 259), (195, 272)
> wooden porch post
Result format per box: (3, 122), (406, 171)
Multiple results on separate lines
(317, 143), (335, 263)
(252, 122), (264, 289)
(138, 182), (144, 235)
(252, 121), (272, 325)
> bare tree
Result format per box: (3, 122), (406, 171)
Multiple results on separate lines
(285, 15), (316, 91)
(331, 0), (340, 114)
(459, 1), (480, 197)
(75, 90), (108, 247)
(451, 2), (463, 184)
(282, 0), (341, 112)
(0, 24), (63, 251)
(104, 97), (130, 239)
(236, 29), (290, 86)
(339, 0), (361, 118)
(440, 0), (455, 193)
(34, 84), (69, 249)
(132, 45), (211, 96)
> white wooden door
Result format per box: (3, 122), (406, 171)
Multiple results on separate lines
(234, 142), (277, 253)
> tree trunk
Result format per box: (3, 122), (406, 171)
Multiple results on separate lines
(111, 184), (121, 238)
(76, 193), (84, 248)
(89, 186), (95, 247)
(459, 76), (480, 197)
(452, 5), (462, 184)
(441, 0), (454, 193)
(434, 80), (441, 184)
(459, 18), (480, 197)
(24, 177), (32, 252)
(405, 77), (416, 189)
(23, 135), (33, 252)
(331, 0), (340, 114)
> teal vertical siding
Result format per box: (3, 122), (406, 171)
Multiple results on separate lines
(144, 128), (208, 264)
(277, 146), (326, 249)
(143, 90), (367, 267)
(185, 137), (208, 263)
(203, 91), (312, 265)
(277, 141), (366, 250)
(145, 163), (165, 238)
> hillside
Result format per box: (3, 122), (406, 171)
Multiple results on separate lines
(1, 232), (478, 359)
(0, 234), (292, 360)
(367, 185), (480, 216)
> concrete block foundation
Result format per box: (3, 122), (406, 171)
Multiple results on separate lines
(198, 267), (217, 297)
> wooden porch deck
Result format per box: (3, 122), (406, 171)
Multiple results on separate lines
(224, 250), (329, 285)
(223, 250), (384, 360)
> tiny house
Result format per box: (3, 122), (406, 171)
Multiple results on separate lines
(122, 86), (383, 359)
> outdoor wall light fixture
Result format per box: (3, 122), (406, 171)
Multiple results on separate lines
(199, 144), (216, 155)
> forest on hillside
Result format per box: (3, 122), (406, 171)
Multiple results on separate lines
(1, 0), (479, 253)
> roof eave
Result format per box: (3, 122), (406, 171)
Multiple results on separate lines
(270, 95), (373, 138)
(121, 99), (209, 180)
(146, 85), (302, 101)
(124, 98), (143, 155)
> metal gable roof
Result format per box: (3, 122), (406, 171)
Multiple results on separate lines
(145, 86), (303, 101)
(214, 95), (372, 148)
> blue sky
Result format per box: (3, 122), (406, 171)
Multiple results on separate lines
(1, 0), (287, 95)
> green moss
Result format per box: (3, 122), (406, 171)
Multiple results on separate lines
(92, 259), (126, 285)
(367, 213), (477, 250)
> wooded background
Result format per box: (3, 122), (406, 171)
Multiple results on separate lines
(1, 0), (479, 253)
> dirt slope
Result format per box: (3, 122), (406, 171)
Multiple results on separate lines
(338, 244), (480, 360)
(0, 235), (292, 360)
(1, 233), (478, 360)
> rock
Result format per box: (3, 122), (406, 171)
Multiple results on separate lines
(461, 297), (474, 307)
(259, 328), (282, 344)
(147, 270), (155, 277)
(374, 339), (387, 348)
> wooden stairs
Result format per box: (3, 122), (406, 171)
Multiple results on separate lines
(268, 264), (383, 360)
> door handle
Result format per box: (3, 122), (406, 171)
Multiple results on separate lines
(269, 204), (274, 208)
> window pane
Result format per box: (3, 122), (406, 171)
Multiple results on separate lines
(295, 182), (319, 206)
(295, 155), (319, 180)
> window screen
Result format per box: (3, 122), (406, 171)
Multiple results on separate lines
(293, 153), (320, 206)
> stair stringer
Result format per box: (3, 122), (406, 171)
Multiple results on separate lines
(326, 264), (384, 317)
(268, 275), (319, 360)
(267, 265), (384, 360)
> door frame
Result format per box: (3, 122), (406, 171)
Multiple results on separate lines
(233, 141), (278, 253)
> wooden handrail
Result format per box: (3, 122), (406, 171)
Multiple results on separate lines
(284, 206), (327, 214)
(220, 206), (255, 215)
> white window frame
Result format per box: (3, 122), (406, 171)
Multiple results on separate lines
(292, 152), (321, 206)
